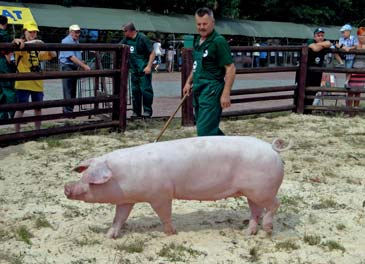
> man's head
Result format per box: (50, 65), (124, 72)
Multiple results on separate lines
(313, 28), (325, 43)
(195, 7), (215, 39)
(23, 22), (39, 41)
(69, 24), (81, 40)
(340, 24), (352, 39)
(0, 15), (8, 29)
(122, 22), (137, 39)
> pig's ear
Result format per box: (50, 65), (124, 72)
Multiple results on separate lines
(74, 158), (95, 173)
(81, 161), (113, 184)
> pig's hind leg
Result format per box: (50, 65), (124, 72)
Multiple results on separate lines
(106, 203), (134, 239)
(150, 199), (177, 235)
(262, 197), (280, 235)
(246, 199), (263, 236)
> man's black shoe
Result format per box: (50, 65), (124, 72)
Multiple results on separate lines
(131, 112), (141, 119)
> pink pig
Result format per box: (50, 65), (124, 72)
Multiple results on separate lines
(64, 136), (290, 238)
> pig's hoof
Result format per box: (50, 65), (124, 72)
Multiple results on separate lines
(263, 223), (273, 236)
(245, 227), (257, 236)
(164, 228), (177, 236)
(106, 227), (120, 239)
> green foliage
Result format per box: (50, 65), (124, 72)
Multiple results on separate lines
(115, 239), (145, 253)
(18, 0), (365, 25)
(157, 242), (204, 262)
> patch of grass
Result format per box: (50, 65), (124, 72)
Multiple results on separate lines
(321, 240), (346, 252)
(35, 214), (53, 229)
(43, 138), (68, 148)
(275, 240), (300, 251)
(312, 198), (344, 210)
(0, 228), (11, 241)
(157, 242), (204, 262)
(279, 195), (303, 213)
(15, 225), (33, 245)
(0, 252), (24, 264)
(336, 223), (346, 231)
(249, 246), (259, 262)
(70, 257), (96, 264)
(303, 234), (321, 246)
(74, 236), (101, 247)
(115, 239), (145, 253)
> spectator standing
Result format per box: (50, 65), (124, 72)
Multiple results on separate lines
(166, 46), (175, 72)
(0, 15), (24, 120)
(59, 24), (91, 114)
(259, 41), (268, 67)
(153, 39), (162, 72)
(13, 22), (56, 132)
(346, 27), (365, 115)
(120, 22), (155, 118)
(183, 7), (235, 136)
(336, 24), (358, 85)
(304, 28), (332, 113)
(252, 42), (260, 67)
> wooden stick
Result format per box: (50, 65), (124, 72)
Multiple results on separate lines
(154, 94), (189, 143)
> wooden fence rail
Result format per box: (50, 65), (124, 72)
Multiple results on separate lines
(0, 43), (129, 145)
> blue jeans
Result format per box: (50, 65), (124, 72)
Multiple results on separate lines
(61, 64), (78, 113)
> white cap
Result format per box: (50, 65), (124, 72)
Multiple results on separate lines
(69, 24), (81, 31)
(340, 24), (352, 32)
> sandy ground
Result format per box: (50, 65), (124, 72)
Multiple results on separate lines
(0, 113), (364, 264)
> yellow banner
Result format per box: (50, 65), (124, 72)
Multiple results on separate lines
(1, 6), (36, 25)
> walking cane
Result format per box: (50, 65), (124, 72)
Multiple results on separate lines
(154, 94), (188, 143)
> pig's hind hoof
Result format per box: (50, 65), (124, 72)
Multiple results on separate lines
(106, 227), (120, 239)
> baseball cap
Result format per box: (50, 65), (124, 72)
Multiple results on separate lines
(340, 24), (352, 32)
(23, 22), (39, 32)
(314, 28), (325, 34)
(69, 24), (81, 31)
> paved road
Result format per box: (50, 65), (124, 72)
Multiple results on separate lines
(41, 71), (346, 117)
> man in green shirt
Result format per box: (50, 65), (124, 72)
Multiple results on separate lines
(0, 15), (24, 120)
(121, 22), (155, 118)
(183, 7), (235, 136)
(304, 28), (331, 113)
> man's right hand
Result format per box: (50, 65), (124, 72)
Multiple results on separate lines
(82, 64), (91, 71)
(183, 83), (192, 96)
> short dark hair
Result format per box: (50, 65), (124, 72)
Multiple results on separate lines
(122, 22), (136, 32)
(195, 7), (214, 19)
(0, 15), (8, 26)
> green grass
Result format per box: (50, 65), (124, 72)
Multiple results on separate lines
(249, 246), (259, 262)
(303, 234), (321, 246)
(312, 198), (343, 210)
(336, 223), (346, 231)
(275, 240), (300, 251)
(74, 236), (101, 247)
(0, 252), (24, 264)
(321, 240), (346, 252)
(157, 242), (204, 262)
(15, 225), (33, 245)
(35, 214), (53, 229)
(115, 239), (145, 253)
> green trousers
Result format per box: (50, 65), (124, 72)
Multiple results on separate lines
(0, 83), (16, 120)
(193, 81), (224, 136)
(130, 72), (153, 116)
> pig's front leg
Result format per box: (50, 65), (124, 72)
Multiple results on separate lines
(106, 203), (134, 239)
(150, 199), (177, 235)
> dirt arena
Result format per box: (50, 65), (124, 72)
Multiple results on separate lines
(0, 113), (364, 264)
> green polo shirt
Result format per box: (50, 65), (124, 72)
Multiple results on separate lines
(121, 32), (153, 73)
(193, 29), (232, 83)
(307, 39), (329, 67)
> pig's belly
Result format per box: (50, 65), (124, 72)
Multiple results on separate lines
(172, 173), (246, 201)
